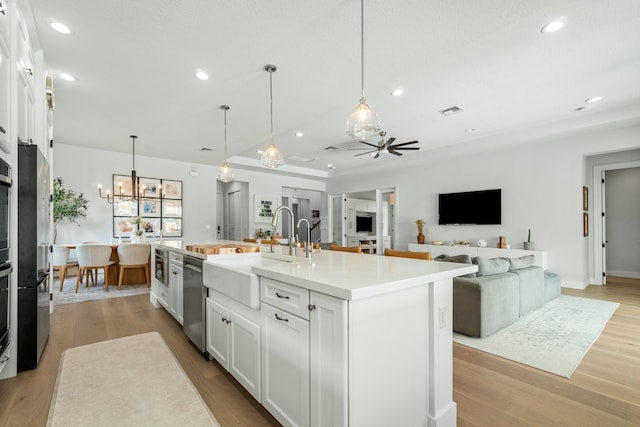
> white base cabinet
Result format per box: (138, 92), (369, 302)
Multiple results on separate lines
(261, 303), (310, 427)
(206, 297), (261, 401)
(260, 277), (347, 427)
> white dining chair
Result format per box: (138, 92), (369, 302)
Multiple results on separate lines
(117, 244), (151, 289)
(53, 245), (78, 291)
(75, 244), (116, 292)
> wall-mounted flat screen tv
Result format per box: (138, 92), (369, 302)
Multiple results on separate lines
(356, 215), (373, 232)
(438, 189), (501, 225)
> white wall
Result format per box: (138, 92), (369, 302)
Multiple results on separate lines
(605, 167), (640, 278)
(327, 120), (640, 288)
(53, 144), (326, 244)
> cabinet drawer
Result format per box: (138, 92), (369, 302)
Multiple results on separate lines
(261, 277), (310, 320)
(169, 252), (183, 264)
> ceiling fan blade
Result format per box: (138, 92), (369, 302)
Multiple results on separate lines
(390, 146), (420, 151)
(373, 152), (380, 159)
(389, 140), (418, 148)
(384, 137), (396, 149)
(388, 150), (403, 156)
(359, 141), (380, 148)
(354, 150), (376, 157)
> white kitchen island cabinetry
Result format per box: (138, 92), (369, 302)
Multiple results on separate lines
(168, 252), (184, 325)
(206, 296), (261, 401)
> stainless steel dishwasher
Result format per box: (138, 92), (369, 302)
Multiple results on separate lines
(183, 255), (208, 357)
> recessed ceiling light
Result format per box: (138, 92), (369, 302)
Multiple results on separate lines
(585, 96), (603, 104)
(541, 18), (567, 33)
(295, 132), (304, 137)
(50, 22), (71, 34)
(391, 88), (404, 97)
(465, 128), (476, 132)
(58, 73), (76, 81)
(194, 70), (209, 81)
(328, 164), (335, 169)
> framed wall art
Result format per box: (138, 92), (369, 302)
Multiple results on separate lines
(583, 186), (588, 211)
(255, 195), (278, 223)
(583, 212), (589, 237)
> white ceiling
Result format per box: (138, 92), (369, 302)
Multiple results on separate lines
(29, 0), (640, 178)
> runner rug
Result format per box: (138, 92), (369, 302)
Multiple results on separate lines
(47, 332), (220, 426)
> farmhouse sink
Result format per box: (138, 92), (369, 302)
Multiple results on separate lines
(203, 253), (292, 309)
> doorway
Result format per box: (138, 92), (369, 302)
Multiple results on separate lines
(216, 180), (249, 241)
(282, 187), (322, 244)
(593, 160), (640, 284)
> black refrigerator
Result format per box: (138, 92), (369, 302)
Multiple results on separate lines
(17, 143), (51, 372)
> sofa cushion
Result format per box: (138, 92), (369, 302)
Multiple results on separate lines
(434, 254), (476, 277)
(476, 257), (510, 276)
(508, 255), (536, 270)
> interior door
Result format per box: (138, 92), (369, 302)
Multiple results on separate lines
(228, 190), (241, 241)
(601, 171), (607, 285)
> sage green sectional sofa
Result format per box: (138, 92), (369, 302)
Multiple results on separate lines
(435, 254), (557, 338)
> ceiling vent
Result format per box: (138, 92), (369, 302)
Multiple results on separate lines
(439, 106), (463, 116)
(287, 154), (315, 163)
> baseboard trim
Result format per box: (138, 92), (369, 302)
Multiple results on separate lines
(561, 279), (589, 290)
(607, 270), (640, 279)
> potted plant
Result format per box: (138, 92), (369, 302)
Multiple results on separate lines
(53, 177), (89, 243)
(524, 228), (535, 250)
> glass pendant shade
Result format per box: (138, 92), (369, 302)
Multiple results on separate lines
(261, 64), (284, 168)
(261, 143), (284, 168)
(217, 105), (234, 182)
(346, 98), (381, 140)
(218, 161), (234, 182)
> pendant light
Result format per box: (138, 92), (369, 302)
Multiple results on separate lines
(218, 105), (234, 182)
(346, 0), (381, 140)
(98, 135), (142, 203)
(261, 64), (284, 168)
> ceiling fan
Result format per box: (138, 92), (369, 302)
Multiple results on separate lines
(350, 131), (419, 159)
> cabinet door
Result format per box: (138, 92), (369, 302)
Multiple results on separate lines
(157, 282), (170, 309)
(310, 292), (348, 427)
(206, 298), (229, 369)
(229, 311), (261, 402)
(0, 40), (9, 152)
(262, 303), (310, 427)
(169, 264), (183, 324)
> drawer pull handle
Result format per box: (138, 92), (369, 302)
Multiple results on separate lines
(275, 292), (289, 300)
(308, 304), (316, 311)
(274, 313), (289, 322)
(0, 126), (6, 134)
(221, 317), (231, 324)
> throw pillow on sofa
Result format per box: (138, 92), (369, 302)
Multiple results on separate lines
(434, 254), (476, 277)
(475, 257), (510, 276)
(508, 255), (536, 271)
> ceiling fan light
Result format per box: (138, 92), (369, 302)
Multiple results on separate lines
(261, 143), (284, 168)
(346, 100), (381, 140)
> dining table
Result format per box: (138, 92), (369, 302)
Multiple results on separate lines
(65, 243), (151, 286)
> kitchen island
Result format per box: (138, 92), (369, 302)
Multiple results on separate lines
(151, 242), (476, 427)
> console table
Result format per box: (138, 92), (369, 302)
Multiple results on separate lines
(408, 243), (549, 269)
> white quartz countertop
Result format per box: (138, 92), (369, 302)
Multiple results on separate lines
(252, 250), (477, 301)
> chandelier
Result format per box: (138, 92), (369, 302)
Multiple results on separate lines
(98, 135), (146, 203)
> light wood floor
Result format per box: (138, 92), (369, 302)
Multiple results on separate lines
(0, 277), (638, 426)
